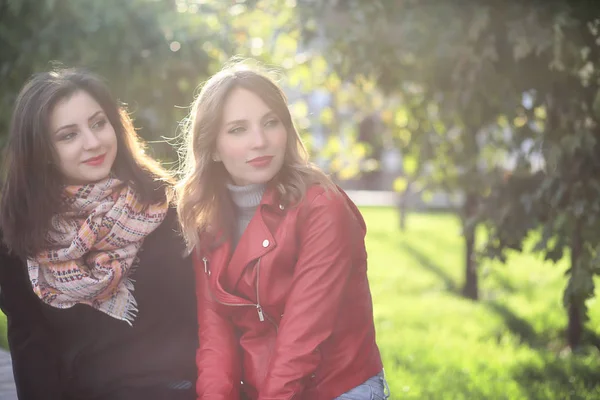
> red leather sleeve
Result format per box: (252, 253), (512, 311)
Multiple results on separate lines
(259, 191), (362, 399)
(194, 252), (241, 399)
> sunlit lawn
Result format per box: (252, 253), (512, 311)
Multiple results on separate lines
(1, 208), (599, 399)
(364, 207), (600, 400)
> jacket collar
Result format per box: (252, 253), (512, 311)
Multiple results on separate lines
(259, 185), (285, 212)
(210, 185), (286, 296)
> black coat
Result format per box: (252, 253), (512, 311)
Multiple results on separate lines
(0, 208), (198, 400)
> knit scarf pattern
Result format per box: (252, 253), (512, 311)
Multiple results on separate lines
(27, 177), (168, 324)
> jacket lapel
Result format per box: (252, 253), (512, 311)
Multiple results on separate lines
(208, 187), (287, 303)
(224, 187), (286, 291)
(224, 205), (275, 288)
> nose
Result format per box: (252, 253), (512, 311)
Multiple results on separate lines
(251, 125), (267, 149)
(82, 128), (101, 150)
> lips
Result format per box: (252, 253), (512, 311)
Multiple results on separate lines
(83, 154), (106, 166)
(247, 156), (274, 168)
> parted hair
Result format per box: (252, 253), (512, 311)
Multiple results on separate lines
(0, 67), (174, 259)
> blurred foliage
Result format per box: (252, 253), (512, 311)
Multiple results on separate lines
(191, 0), (397, 180)
(293, 0), (539, 301)
(294, 0), (600, 347)
(4, 0), (600, 349)
(480, 2), (600, 348)
(0, 0), (233, 161)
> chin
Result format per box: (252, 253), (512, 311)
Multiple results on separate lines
(83, 172), (112, 185)
(255, 172), (279, 185)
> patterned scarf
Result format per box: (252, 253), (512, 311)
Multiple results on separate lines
(27, 177), (168, 324)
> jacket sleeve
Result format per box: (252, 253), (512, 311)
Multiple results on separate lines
(193, 252), (241, 399)
(259, 191), (362, 400)
(0, 245), (64, 399)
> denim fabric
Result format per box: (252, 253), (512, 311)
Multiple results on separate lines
(166, 380), (194, 390)
(334, 371), (391, 400)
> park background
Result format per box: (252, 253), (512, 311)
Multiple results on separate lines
(2, 0), (600, 398)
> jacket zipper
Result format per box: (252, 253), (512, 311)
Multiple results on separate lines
(255, 258), (264, 321)
(202, 256), (210, 275)
(253, 259), (279, 331)
(202, 256), (277, 330)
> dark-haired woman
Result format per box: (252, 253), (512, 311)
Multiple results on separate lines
(0, 68), (197, 400)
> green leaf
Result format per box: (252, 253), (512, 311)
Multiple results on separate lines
(393, 176), (408, 193)
(403, 155), (418, 176)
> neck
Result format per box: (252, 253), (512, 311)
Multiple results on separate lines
(226, 182), (266, 209)
(226, 182), (266, 248)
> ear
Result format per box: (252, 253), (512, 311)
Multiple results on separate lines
(212, 152), (221, 162)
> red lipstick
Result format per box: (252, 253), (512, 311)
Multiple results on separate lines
(83, 154), (106, 166)
(247, 156), (273, 168)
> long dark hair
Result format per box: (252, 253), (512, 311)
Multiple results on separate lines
(0, 67), (173, 259)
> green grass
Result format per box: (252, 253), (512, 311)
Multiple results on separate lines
(364, 208), (600, 400)
(0, 311), (5, 350)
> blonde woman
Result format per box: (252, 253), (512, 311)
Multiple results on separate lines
(177, 63), (389, 400)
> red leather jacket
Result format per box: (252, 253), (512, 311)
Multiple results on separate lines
(194, 185), (383, 400)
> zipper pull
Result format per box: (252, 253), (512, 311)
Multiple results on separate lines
(256, 305), (265, 322)
(202, 257), (210, 275)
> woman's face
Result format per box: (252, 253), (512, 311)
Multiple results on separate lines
(213, 87), (288, 186)
(49, 90), (118, 185)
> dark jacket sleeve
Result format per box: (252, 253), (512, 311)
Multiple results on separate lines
(0, 241), (64, 399)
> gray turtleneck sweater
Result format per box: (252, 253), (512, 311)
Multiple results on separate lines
(226, 182), (266, 248)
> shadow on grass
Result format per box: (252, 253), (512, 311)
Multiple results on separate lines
(398, 242), (460, 294)
(513, 355), (600, 400)
(486, 269), (520, 294)
(581, 328), (600, 352)
(387, 355), (492, 400)
(397, 223), (461, 250)
(485, 301), (540, 348)
(484, 301), (600, 352)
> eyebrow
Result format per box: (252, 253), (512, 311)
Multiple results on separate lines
(53, 110), (105, 135)
(224, 111), (277, 127)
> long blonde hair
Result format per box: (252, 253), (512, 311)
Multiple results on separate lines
(176, 62), (337, 253)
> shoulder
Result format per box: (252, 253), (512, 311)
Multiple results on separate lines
(138, 208), (191, 269)
(298, 185), (362, 223)
(0, 228), (20, 263)
(0, 229), (27, 283)
(302, 184), (350, 210)
(300, 184), (366, 232)
(145, 207), (186, 248)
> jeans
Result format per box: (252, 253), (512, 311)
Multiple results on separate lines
(334, 371), (391, 400)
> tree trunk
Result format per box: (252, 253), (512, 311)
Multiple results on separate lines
(462, 193), (479, 300)
(567, 301), (582, 349)
(567, 222), (583, 349)
(398, 181), (411, 232)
